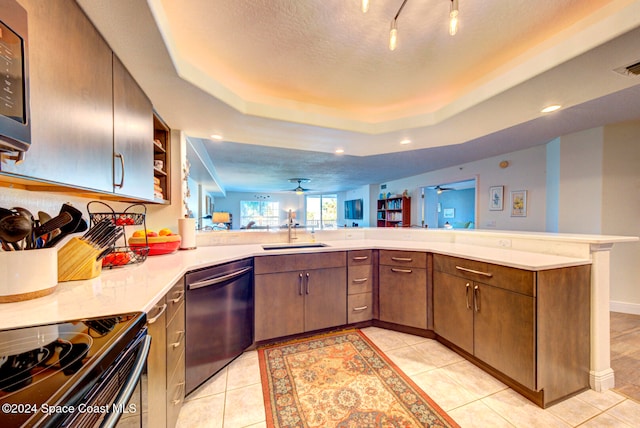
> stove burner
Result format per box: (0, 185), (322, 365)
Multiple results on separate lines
(0, 333), (93, 396)
(0, 347), (50, 392)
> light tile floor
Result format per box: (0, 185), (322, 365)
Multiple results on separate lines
(177, 326), (640, 428)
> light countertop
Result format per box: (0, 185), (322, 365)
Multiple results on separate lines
(0, 238), (595, 330)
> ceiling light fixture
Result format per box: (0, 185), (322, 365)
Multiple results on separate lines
(389, 0), (459, 51)
(449, 0), (459, 36)
(210, 134), (223, 140)
(388, 0), (407, 51)
(361, 0), (369, 13)
(541, 104), (562, 113)
(335, 148), (345, 154)
(400, 139), (411, 145)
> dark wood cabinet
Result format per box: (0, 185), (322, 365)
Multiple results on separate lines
(147, 280), (185, 428)
(378, 250), (427, 329)
(433, 254), (590, 407)
(113, 55), (154, 200)
(1, 0), (161, 203)
(347, 250), (373, 323)
(2, 0), (114, 191)
(254, 252), (346, 341)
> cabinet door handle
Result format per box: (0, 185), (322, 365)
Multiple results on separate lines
(391, 268), (412, 274)
(352, 256), (369, 261)
(299, 273), (303, 295)
(114, 152), (125, 188)
(353, 306), (369, 312)
(170, 330), (185, 349)
(172, 382), (186, 405)
(147, 303), (167, 324)
(465, 283), (471, 309)
(352, 277), (368, 283)
(474, 285), (480, 312)
(170, 290), (185, 304)
(456, 265), (493, 278)
(305, 272), (310, 294)
(391, 257), (413, 262)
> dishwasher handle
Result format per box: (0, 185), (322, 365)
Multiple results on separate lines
(188, 266), (253, 290)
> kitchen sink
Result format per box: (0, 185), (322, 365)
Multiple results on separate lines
(262, 242), (328, 250)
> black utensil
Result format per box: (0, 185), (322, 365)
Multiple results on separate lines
(0, 215), (32, 250)
(33, 211), (73, 239)
(44, 204), (87, 248)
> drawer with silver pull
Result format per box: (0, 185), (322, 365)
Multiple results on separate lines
(348, 293), (372, 323)
(433, 254), (534, 296)
(348, 264), (372, 295)
(348, 250), (373, 266)
(379, 250), (426, 268)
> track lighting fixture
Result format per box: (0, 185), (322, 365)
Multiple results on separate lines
(389, 0), (408, 51)
(387, 0), (460, 51)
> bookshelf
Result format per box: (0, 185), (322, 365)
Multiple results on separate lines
(377, 196), (411, 227)
(153, 113), (171, 203)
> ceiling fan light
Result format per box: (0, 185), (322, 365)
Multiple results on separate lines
(449, 0), (459, 36)
(389, 19), (398, 51)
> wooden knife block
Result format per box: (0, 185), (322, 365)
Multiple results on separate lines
(58, 237), (102, 282)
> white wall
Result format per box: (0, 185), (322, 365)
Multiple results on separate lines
(558, 127), (604, 234)
(339, 185), (371, 227)
(546, 138), (561, 232)
(602, 120), (640, 311)
(377, 144), (548, 231)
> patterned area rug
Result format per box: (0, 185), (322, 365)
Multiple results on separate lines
(258, 330), (459, 427)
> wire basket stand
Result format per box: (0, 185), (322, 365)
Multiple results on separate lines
(87, 201), (150, 268)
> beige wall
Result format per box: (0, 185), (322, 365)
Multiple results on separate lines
(558, 127), (604, 234)
(602, 121), (640, 311)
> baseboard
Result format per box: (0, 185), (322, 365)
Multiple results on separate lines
(610, 301), (640, 315)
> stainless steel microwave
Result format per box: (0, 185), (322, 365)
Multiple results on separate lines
(0, 0), (30, 154)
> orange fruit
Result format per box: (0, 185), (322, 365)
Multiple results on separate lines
(159, 228), (172, 236)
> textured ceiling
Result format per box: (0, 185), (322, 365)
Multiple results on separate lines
(76, 0), (640, 195)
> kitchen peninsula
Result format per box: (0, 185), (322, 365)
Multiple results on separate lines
(0, 228), (636, 405)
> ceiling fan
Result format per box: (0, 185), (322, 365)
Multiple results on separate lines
(430, 185), (454, 194)
(289, 178), (311, 194)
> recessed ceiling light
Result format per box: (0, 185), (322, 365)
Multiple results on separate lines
(400, 139), (412, 145)
(541, 105), (561, 113)
(210, 134), (223, 140)
(335, 148), (344, 154)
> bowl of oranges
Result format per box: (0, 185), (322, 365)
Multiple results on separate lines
(128, 228), (181, 256)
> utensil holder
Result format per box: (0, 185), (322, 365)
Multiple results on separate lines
(57, 237), (102, 282)
(0, 248), (58, 302)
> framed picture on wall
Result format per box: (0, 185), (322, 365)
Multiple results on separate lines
(443, 208), (455, 218)
(489, 186), (504, 211)
(510, 190), (527, 217)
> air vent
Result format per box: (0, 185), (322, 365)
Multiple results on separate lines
(614, 60), (640, 77)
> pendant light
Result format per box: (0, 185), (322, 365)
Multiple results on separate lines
(362, 0), (369, 13)
(449, 0), (459, 36)
(386, 0), (460, 51)
(388, 0), (408, 51)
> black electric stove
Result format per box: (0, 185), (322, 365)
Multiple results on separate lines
(0, 313), (147, 428)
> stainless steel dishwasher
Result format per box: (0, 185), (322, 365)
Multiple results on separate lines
(185, 258), (254, 395)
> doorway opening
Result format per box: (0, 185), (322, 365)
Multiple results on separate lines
(421, 179), (477, 229)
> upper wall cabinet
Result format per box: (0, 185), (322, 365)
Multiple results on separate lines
(113, 55), (153, 200)
(2, 0), (114, 192)
(1, 0), (158, 202)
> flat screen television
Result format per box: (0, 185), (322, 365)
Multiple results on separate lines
(344, 199), (363, 220)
